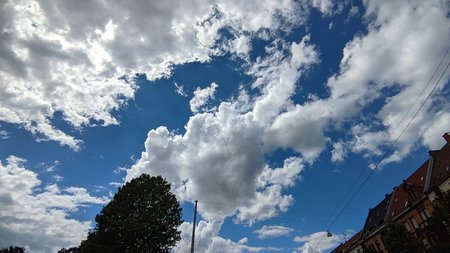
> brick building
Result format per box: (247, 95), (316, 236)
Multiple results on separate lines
(384, 161), (434, 249)
(332, 230), (363, 253)
(330, 132), (450, 252)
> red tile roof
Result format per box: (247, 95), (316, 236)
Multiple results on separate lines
(427, 133), (450, 191)
(386, 161), (429, 221)
(336, 230), (363, 253)
(362, 193), (392, 238)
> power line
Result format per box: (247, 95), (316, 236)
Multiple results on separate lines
(389, 45), (450, 136)
(325, 45), (450, 229)
(311, 46), (450, 243)
(312, 50), (450, 251)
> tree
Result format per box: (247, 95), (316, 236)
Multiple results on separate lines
(0, 246), (25, 253)
(427, 188), (450, 253)
(79, 174), (183, 253)
(380, 222), (425, 253)
(57, 247), (81, 253)
(361, 245), (379, 253)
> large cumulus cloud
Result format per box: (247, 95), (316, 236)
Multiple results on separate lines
(0, 0), (310, 150)
(126, 0), (449, 252)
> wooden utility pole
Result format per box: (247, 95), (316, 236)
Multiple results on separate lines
(190, 200), (198, 253)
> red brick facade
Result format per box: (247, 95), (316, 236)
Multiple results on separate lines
(331, 132), (450, 253)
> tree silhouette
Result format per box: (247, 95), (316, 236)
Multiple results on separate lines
(380, 222), (424, 253)
(57, 247), (81, 253)
(79, 174), (183, 253)
(0, 246), (25, 253)
(427, 188), (450, 253)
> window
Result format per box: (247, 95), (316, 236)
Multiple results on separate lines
(424, 208), (431, 218)
(404, 222), (411, 232)
(404, 200), (409, 207)
(420, 211), (427, 221)
(410, 217), (419, 229)
(408, 190), (419, 200)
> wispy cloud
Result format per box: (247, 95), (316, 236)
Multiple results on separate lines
(0, 130), (9, 139)
(174, 82), (188, 97)
(189, 82), (219, 113)
(254, 225), (294, 239)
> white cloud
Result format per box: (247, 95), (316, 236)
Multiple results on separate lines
(39, 160), (60, 172)
(126, 36), (319, 224)
(53, 175), (63, 182)
(174, 82), (188, 97)
(190, 82), (219, 113)
(0, 130), (9, 139)
(126, 103), (269, 221)
(123, 0), (448, 247)
(0, 156), (109, 253)
(236, 185), (294, 225)
(264, 100), (330, 162)
(349, 124), (389, 157)
(253, 225), (294, 239)
(2, 0), (445, 163)
(328, 22), (334, 30)
(109, 182), (123, 188)
(231, 35), (252, 58)
(331, 141), (347, 163)
(324, 0), (450, 164)
(294, 231), (344, 253)
(258, 157), (305, 188)
(348, 5), (360, 18)
(251, 35), (319, 125)
(421, 111), (450, 150)
(0, 0), (314, 150)
(113, 166), (127, 175)
(4, 0), (449, 251)
(173, 221), (279, 253)
(310, 0), (334, 15)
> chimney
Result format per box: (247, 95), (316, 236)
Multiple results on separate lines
(443, 132), (450, 143)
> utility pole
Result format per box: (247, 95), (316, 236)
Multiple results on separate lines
(190, 200), (198, 253)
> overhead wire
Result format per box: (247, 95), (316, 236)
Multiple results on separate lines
(311, 46), (450, 251)
(389, 45), (450, 136)
(313, 44), (450, 247)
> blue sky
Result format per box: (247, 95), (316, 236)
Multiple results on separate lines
(0, 0), (449, 252)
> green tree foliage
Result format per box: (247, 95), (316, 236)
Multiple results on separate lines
(0, 246), (25, 253)
(427, 188), (450, 253)
(79, 174), (183, 253)
(380, 222), (425, 253)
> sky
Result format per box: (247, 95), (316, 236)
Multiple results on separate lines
(0, 0), (449, 252)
